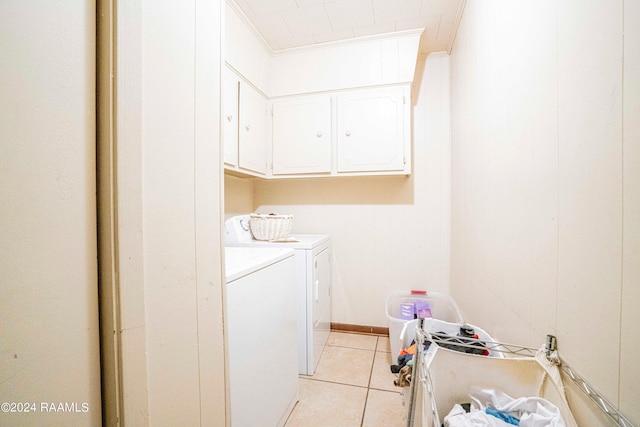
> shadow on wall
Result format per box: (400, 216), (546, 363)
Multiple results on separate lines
(254, 174), (415, 206)
(411, 53), (427, 106)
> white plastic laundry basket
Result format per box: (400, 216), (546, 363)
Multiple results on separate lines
(386, 291), (464, 359)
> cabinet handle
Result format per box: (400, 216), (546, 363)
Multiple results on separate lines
(345, 131), (351, 137)
(316, 131), (323, 138)
(245, 124), (250, 131)
(226, 115), (233, 122)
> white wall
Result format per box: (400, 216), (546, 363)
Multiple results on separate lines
(225, 174), (255, 216)
(450, 1), (639, 425)
(268, 31), (422, 97)
(225, 1), (422, 97)
(621, 0), (640, 419)
(0, 1), (101, 425)
(225, 1), (272, 91)
(115, 0), (226, 425)
(238, 53), (452, 328)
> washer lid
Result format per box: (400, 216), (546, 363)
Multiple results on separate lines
(225, 234), (329, 249)
(224, 247), (294, 282)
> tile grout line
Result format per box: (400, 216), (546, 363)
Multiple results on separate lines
(286, 333), (401, 426)
(360, 336), (379, 426)
(300, 376), (369, 389)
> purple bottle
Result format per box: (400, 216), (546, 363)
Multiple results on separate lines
(415, 300), (432, 319)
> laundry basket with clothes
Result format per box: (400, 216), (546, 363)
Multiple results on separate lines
(393, 318), (504, 419)
(407, 323), (578, 427)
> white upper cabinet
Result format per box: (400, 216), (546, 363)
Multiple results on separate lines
(223, 68), (268, 177)
(268, 85), (411, 178)
(336, 86), (408, 173)
(223, 67), (239, 167)
(272, 95), (332, 175)
(224, 5), (420, 179)
(238, 80), (268, 175)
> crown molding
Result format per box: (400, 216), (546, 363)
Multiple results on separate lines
(225, 0), (274, 55)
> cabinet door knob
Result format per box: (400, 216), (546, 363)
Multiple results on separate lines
(245, 124), (250, 131)
(316, 131), (323, 138)
(226, 115), (233, 122)
(345, 131), (351, 137)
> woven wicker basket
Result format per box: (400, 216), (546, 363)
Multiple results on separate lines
(249, 214), (293, 241)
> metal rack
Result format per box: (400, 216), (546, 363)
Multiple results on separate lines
(406, 321), (635, 427)
(555, 356), (634, 427)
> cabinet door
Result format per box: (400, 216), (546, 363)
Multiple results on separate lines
(239, 81), (267, 175)
(337, 86), (407, 172)
(312, 247), (331, 372)
(272, 95), (332, 175)
(223, 67), (239, 166)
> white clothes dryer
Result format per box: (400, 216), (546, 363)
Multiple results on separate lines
(225, 215), (331, 375)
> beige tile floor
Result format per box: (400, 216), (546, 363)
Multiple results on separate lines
(284, 332), (408, 427)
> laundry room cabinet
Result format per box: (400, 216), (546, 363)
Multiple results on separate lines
(271, 94), (332, 175)
(336, 85), (409, 173)
(223, 67), (239, 167)
(223, 67), (268, 176)
(269, 84), (411, 177)
(238, 81), (268, 174)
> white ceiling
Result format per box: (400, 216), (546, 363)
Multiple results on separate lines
(229, 0), (466, 54)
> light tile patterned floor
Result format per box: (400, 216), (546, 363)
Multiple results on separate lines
(284, 332), (408, 427)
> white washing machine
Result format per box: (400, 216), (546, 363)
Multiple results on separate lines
(225, 247), (299, 427)
(225, 215), (332, 375)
